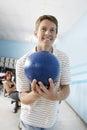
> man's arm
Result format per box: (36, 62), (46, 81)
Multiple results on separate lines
(57, 84), (70, 101)
(19, 79), (41, 105)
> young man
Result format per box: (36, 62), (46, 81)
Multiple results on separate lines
(16, 15), (71, 130)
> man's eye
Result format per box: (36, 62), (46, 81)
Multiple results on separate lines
(41, 28), (46, 31)
(50, 29), (55, 32)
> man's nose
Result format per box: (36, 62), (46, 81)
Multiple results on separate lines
(45, 30), (51, 35)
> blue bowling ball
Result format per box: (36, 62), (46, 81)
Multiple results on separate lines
(24, 51), (60, 87)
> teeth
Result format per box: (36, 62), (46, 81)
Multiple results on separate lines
(44, 38), (50, 40)
(44, 39), (50, 41)
(43, 37), (52, 41)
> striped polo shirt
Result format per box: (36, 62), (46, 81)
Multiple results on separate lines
(16, 48), (71, 128)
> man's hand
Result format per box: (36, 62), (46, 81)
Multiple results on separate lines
(32, 78), (59, 101)
(31, 79), (41, 98)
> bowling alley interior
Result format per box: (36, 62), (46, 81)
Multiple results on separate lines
(0, 0), (87, 130)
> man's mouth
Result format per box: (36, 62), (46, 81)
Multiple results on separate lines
(43, 37), (52, 41)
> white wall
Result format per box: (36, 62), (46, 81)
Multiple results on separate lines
(55, 11), (87, 124)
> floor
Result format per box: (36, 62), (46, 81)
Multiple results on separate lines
(0, 87), (87, 130)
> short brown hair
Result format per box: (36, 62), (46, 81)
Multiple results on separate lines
(35, 15), (58, 34)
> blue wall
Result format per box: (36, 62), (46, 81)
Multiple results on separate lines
(55, 12), (87, 124)
(0, 40), (35, 59)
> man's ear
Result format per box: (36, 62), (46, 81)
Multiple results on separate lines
(34, 31), (37, 37)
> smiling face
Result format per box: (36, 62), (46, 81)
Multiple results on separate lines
(34, 19), (57, 51)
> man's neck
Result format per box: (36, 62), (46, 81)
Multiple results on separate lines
(35, 46), (53, 53)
